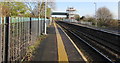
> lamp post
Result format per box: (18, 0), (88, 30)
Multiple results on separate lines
(44, 0), (47, 35)
(94, 2), (97, 27)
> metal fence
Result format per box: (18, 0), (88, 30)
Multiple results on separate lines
(0, 17), (50, 62)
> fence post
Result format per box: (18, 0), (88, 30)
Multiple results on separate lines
(30, 17), (31, 35)
(0, 17), (2, 63)
(40, 19), (42, 35)
(38, 18), (39, 35)
(29, 17), (32, 45)
(4, 17), (10, 63)
(50, 17), (52, 25)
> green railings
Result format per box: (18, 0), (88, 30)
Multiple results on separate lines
(0, 17), (50, 62)
(0, 17), (1, 24)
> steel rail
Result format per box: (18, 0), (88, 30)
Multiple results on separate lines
(58, 22), (115, 63)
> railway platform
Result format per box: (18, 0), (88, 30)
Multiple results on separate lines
(32, 22), (86, 63)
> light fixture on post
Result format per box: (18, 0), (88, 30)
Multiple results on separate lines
(94, 2), (97, 27)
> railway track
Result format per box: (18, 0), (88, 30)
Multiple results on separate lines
(56, 21), (120, 63)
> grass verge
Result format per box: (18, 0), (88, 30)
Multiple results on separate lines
(21, 35), (47, 62)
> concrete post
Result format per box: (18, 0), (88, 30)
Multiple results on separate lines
(44, 0), (47, 35)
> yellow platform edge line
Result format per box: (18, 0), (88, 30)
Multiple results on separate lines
(54, 22), (69, 63)
(57, 23), (88, 63)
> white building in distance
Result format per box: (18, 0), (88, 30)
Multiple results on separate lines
(66, 7), (76, 22)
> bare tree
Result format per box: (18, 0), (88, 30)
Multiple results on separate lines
(48, 0), (56, 10)
(0, 3), (2, 17)
(84, 15), (96, 25)
(26, 0), (56, 17)
(96, 7), (113, 26)
(74, 14), (80, 21)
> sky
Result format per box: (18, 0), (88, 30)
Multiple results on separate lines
(52, 0), (118, 19)
(0, 0), (119, 19)
(0, 0), (119, 2)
